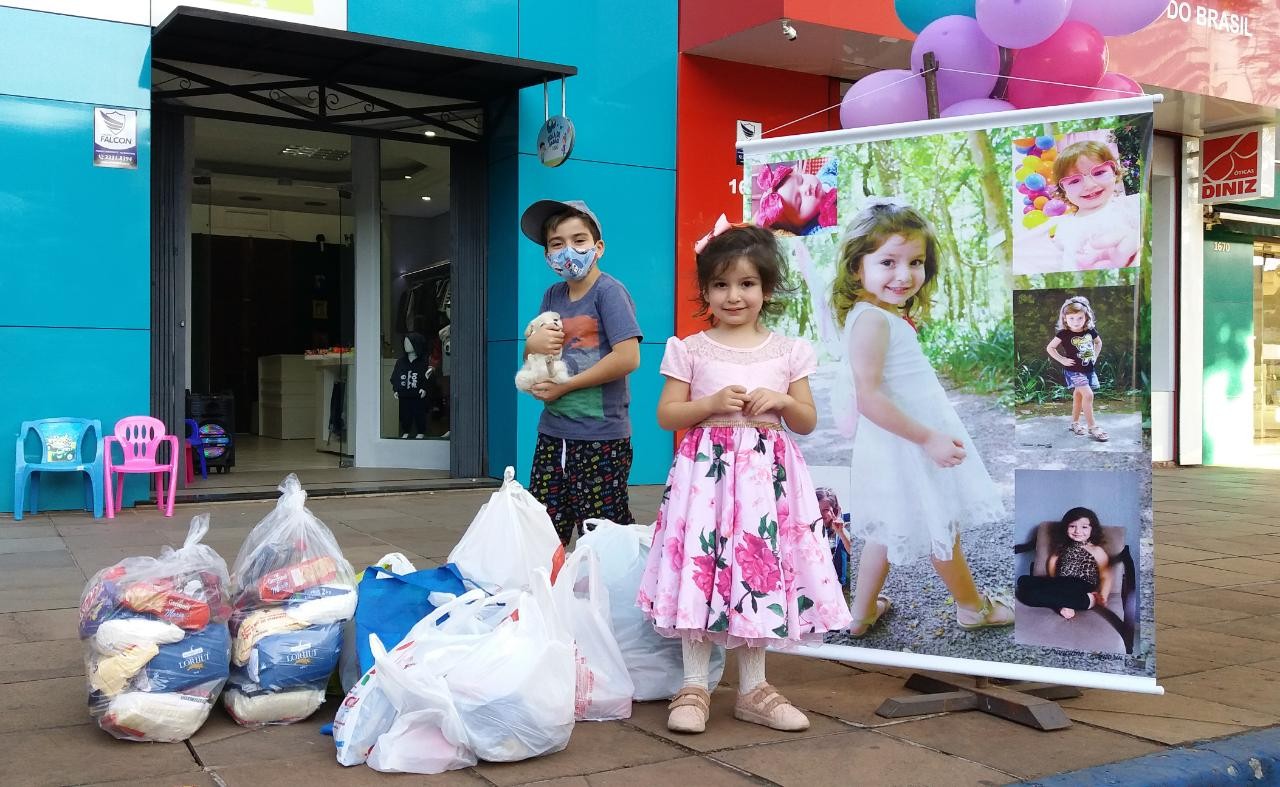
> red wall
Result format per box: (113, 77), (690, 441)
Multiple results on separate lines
(675, 54), (838, 338)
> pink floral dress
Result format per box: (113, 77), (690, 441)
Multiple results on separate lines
(637, 332), (852, 648)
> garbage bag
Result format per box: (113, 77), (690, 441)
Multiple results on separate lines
(77, 514), (231, 741)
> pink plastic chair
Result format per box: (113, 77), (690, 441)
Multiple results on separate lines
(104, 416), (179, 518)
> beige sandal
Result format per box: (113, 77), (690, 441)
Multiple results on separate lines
(1089, 425), (1110, 442)
(667, 685), (711, 734)
(1069, 421), (1087, 436)
(734, 682), (809, 732)
(847, 595), (892, 637)
(956, 593), (1014, 630)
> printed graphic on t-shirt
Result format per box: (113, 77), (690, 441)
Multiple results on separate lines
(550, 314), (605, 420)
(1068, 332), (1097, 367)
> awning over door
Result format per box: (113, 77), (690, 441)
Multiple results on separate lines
(152, 6), (577, 143)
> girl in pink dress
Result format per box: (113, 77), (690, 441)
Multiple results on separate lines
(637, 218), (851, 735)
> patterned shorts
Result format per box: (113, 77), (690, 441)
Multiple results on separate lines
(529, 434), (634, 545)
(1063, 369), (1100, 390)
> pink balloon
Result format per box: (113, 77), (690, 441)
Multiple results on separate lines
(911, 16), (1001, 107)
(940, 98), (1015, 118)
(1090, 72), (1143, 102)
(840, 69), (928, 129)
(1067, 0), (1167, 37)
(1006, 21), (1108, 109)
(976, 0), (1071, 49)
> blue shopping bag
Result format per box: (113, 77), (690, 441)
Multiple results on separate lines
(354, 563), (470, 674)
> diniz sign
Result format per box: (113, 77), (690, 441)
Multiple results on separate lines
(1200, 126), (1276, 204)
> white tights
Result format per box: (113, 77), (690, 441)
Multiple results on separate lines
(682, 636), (766, 693)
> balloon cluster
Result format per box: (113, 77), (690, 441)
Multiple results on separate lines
(840, 0), (1163, 129)
(1015, 135), (1068, 229)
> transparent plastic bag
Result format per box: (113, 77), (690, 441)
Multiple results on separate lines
(225, 474), (356, 726)
(78, 514), (231, 741)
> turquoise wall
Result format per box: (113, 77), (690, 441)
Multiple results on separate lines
(0, 8), (153, 514)
(1202, 234), (1255, 465)
(351, 0), (678, 485)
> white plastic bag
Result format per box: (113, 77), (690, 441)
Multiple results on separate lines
(365, 636), (476, 775)
(226, 474), (356, 726)
(77, 514), (231, 741)
(552, 546), (634, 721)
(577, 519), (724, 701)
(334, 661), (395, 767)
(448, 467), (564, 592)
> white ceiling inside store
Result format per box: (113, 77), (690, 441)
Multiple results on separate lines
(191, 117), (450, 218)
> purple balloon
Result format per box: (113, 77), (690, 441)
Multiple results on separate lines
(911, 16), (1000, 107)
(1067, 0), (1167, 37)
(839, 69), (928, 129)
(940, 97), (1015, 118)
(1044, 198), (1068, 217)
(976, 0), (1071, 49)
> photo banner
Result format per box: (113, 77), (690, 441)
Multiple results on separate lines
(741, 96), (1159, 694)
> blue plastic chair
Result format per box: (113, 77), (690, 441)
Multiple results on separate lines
(14, 418), (105, 520)
(184, 418), (207, 485)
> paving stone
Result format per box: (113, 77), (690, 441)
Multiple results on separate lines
(1156, 653), (1235, 679)
(1153, 562), (1258, 588)
(1063, 708), (1246, 745)
(1251, 658), (1280, 673)
(1154, 576), (1207, 595)
(80, 772), (222, 787)
(0, 585), (83, 614)
(0, 676), (89, 734)
(1060, 687), (1277, 729)
(1194, 557), (1280, 580)
(884, 708), (1163, 778)
(585, 756), (760, 786)
(189, 705), (336, 766)
(0, 550), (78, 570)
(1196, 614), (1280, 643)
(760, 671), (919, 727)
(623, 689), (849, 753)
(1156, 627), (1280, 665)
(0, 538), (70, 555)
(0, 608), (81, 643)
(473, 718), (686, 786)
(1161, 666), (1280, 716)
(0, 525), (59, 539)
(0, 567), (87, 592)
(0, 723), (201, 787)
(1154, 600), (1252, 628)
(1154, 545), (1213, 564)
(0, 639), (84, 683)
(1160, 588), (1280, 616)
(1232, 581), (1280, 598)
(711, 729), (1012, 787)
(212, 759), (487, 786)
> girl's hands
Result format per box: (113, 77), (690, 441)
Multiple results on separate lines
(923, 431), (966, 468)
(743, 388), (793, 417)
(707, 385), (748, 416)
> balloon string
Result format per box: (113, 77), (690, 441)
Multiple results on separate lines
(763, 70), (924, 135)
(761, 68), (1144, 137)
(938, 66), (1145, 96)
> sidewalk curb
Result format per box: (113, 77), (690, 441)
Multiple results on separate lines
(1020, 726), (1280, 785)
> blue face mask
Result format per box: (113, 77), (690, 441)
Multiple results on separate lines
(546, 246), (597, 281)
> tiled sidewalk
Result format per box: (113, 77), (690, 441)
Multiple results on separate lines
(1, 467), (1278, 786)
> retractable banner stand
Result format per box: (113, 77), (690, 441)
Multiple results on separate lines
(742, 96), (1159, 694)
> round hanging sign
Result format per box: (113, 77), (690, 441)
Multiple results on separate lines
(537, 115), (575, 168)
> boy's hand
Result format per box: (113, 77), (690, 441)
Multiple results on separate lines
(531, 380), (571, 402)
(526, 325), (564, 356)
(708, 385), (748, 416)
(743, 388), (792, 417)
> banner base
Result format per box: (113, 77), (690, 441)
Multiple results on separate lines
(877, 672), (1082, 731)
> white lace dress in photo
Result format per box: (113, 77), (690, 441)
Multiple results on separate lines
(843, 302), (1004, 564)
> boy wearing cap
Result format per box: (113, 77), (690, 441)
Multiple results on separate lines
(520, 199), (642, 545)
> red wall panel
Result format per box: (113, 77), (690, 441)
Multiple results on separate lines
(675, 54), (837, 338)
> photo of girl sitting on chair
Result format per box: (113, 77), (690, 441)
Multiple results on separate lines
(1015, 507), (1109, 620)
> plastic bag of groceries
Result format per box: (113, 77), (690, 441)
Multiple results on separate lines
(551, 546), (634, 720)
(78, 514), (231, 741)
(224, 474), (356, 726)
(577, 519), (724, 701)
(448, 467), (564, 592)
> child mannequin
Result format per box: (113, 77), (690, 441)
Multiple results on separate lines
(390, 333), (431, 439)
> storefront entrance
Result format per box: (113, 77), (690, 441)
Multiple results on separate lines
(147, 6), (573, 495)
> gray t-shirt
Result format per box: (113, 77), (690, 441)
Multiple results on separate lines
(537, 272), (643, 441)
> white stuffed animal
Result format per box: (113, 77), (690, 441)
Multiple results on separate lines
(515, 311), (571, 392)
